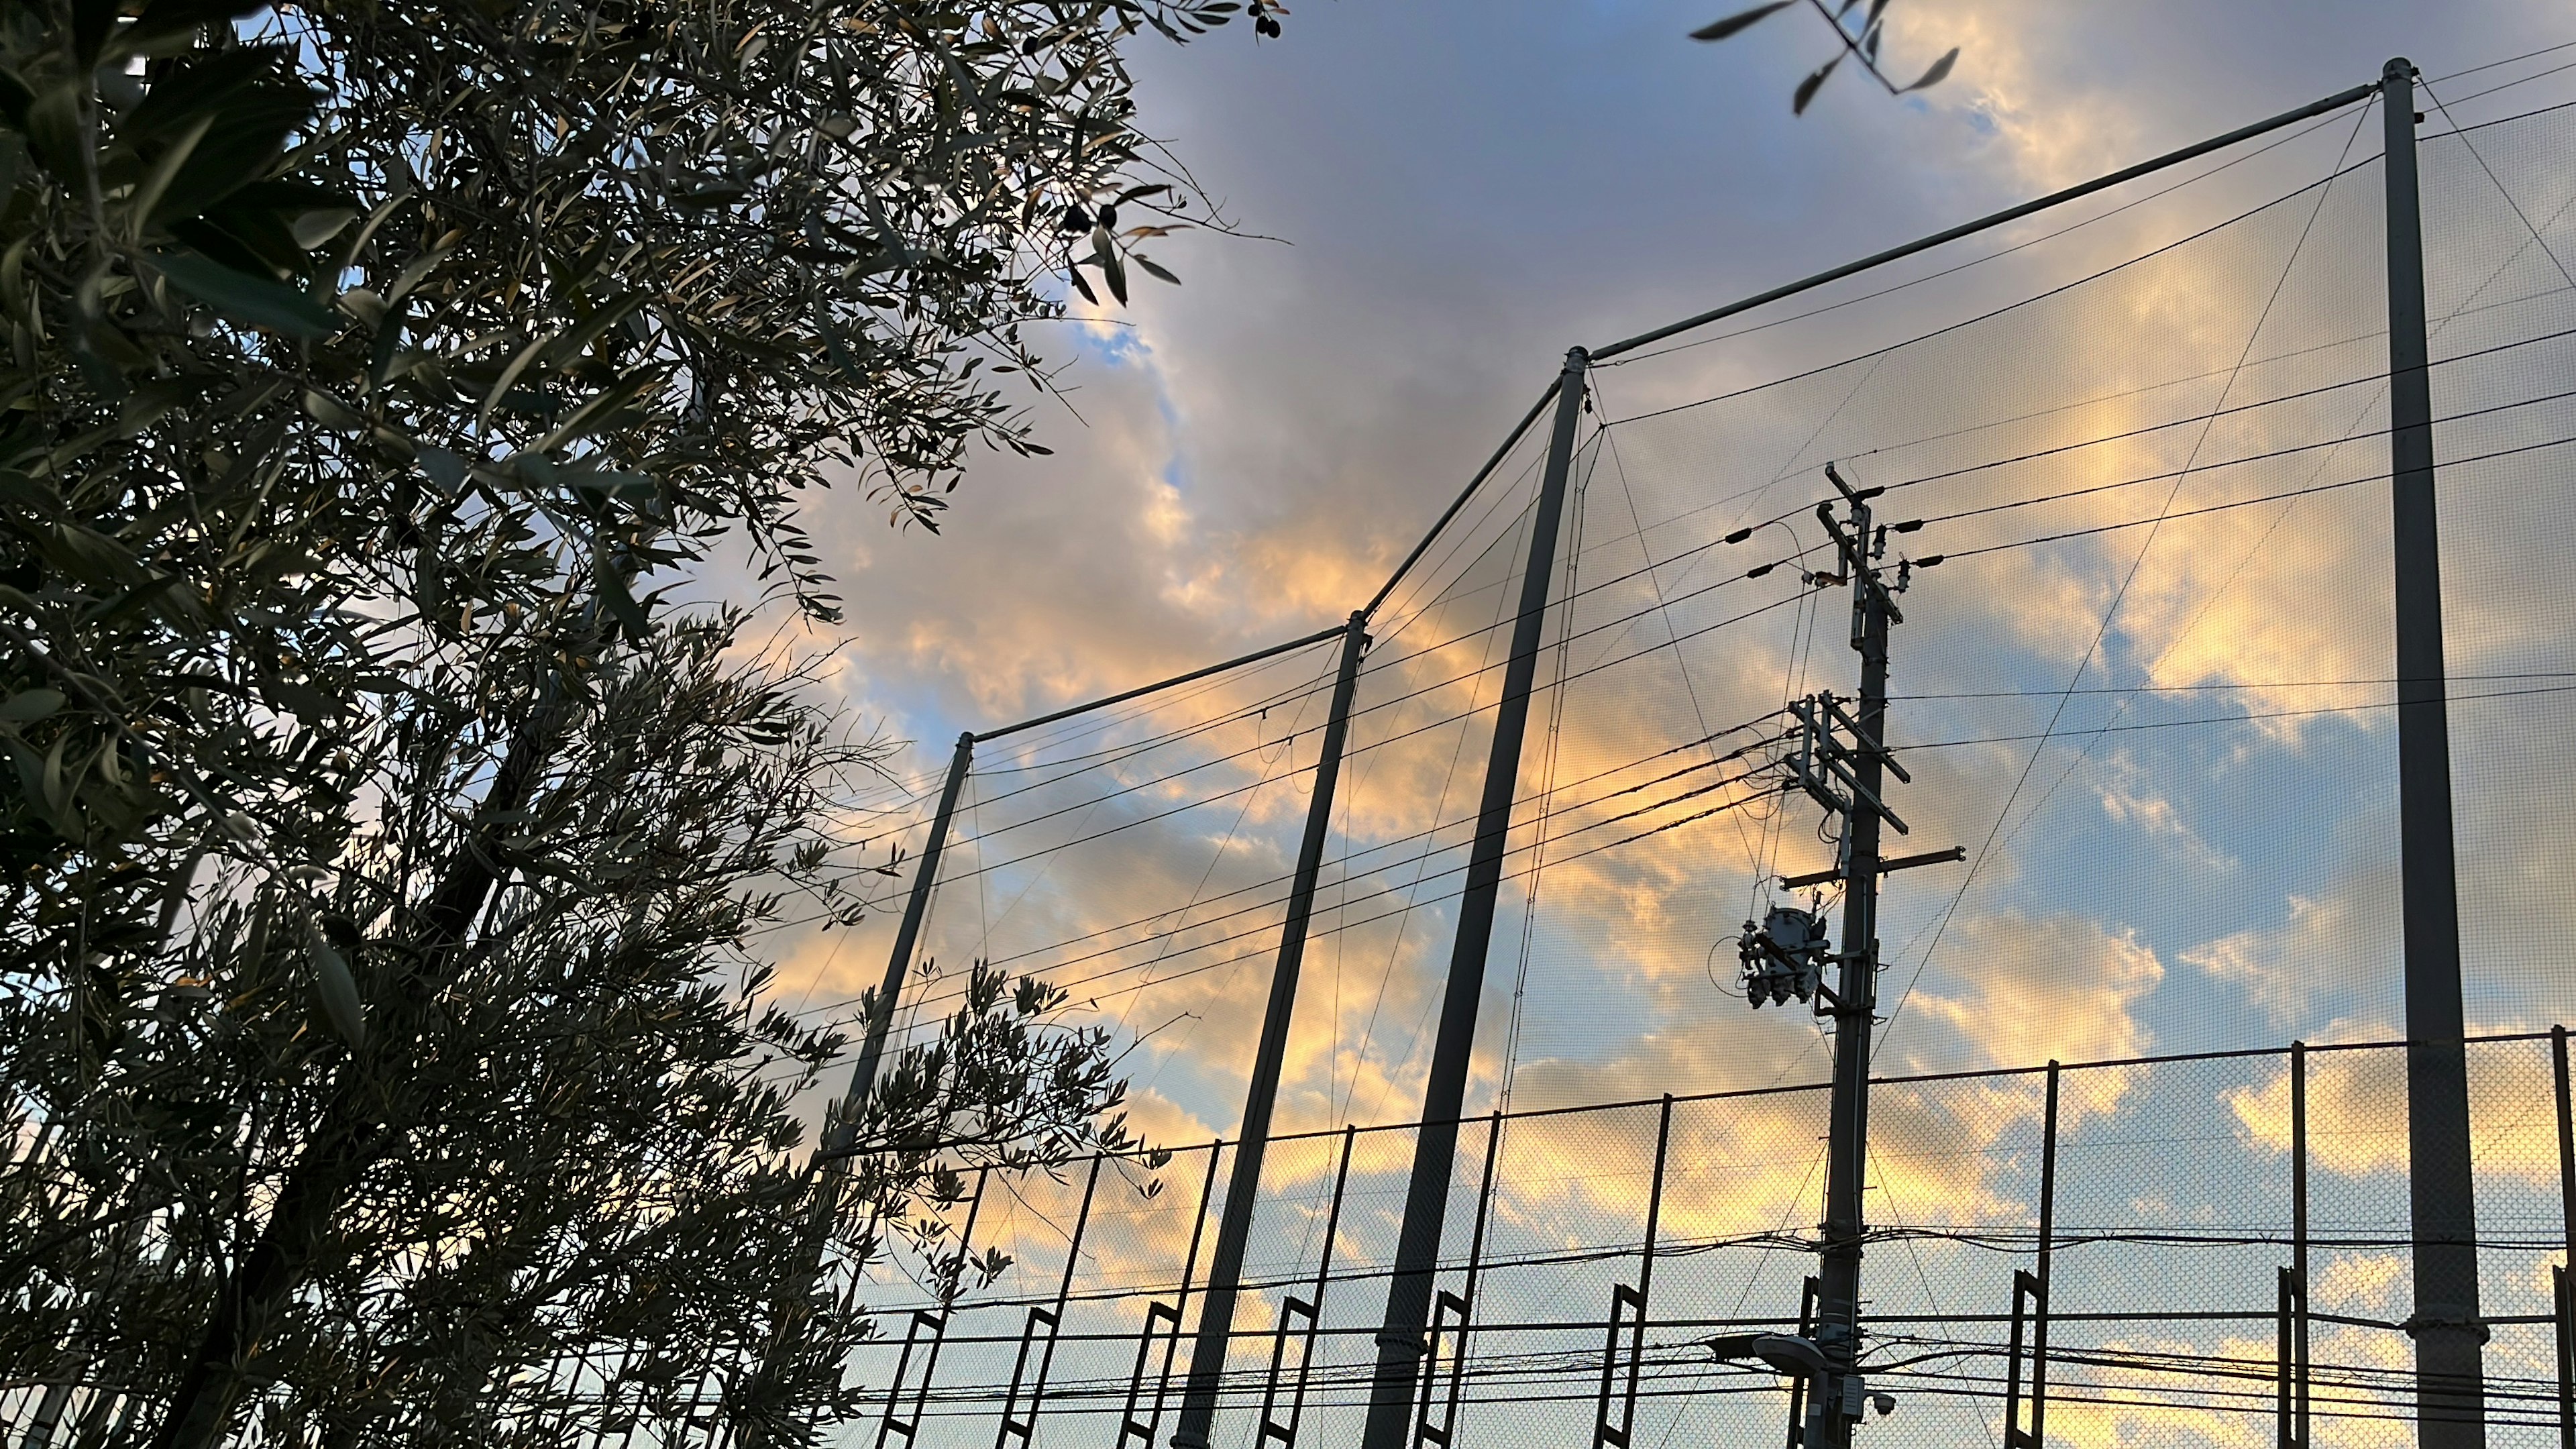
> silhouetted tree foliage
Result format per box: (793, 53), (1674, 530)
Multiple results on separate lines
(1693, 0), (1957, 115)
(0, 0), (1246, 1441)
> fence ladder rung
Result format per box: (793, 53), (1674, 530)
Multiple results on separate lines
(1258, 1294), (1322, 1446)
(997, 1304), (1063, 1446)
(1117, 1299), (1185, 1446)
(1593, 1281), (1648, 1449)
(1414, 1289), (1471, 1448)
(877, 1308), (949, 1448)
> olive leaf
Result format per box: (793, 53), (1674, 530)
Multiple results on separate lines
(1903, 46), (1961, 93)
(303, 916), (366, 1048)
(145, 249), (333, 337)
(1690, 1), (1794, 42)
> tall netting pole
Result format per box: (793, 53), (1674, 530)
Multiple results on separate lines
(1171, 612), (1371, 1449)
(1360, 347), (1591, 1449)
(745, 730), (971, 1449)
(838, 729), (975, 1128)
(2379, 56), (2485, 1448)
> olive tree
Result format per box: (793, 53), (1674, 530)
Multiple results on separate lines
(0, 0), (1261, 1442)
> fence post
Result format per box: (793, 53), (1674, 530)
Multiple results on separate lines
(1593, 1096), (1674, 1449)
(2557, 1026), (2574, 1448)
(1256, 1126), (1359, 1448)
(1362, 347), (1593, 1449)
(1122, 1142), (1227, 1447)
(877, 1169), (989, 1448)
(2378, 56), (2486, 1445)
(2278, 1267), (2309, 1449)
(2034, 1061), (2058, 1446)
(2291, 1042), (2310, 1447)
(1174, 616), (1372, 1449)
(1417, 1114), (1509, 1449)
(1784, 1277), (1820, 1449)
(996, 1153), (1103, 1447)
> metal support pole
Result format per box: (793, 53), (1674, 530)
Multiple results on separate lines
(1809, 475), (1900, 1449)
(1173, 616), (1372, 1449)
(2381, 56), (2486, 1447)
(2013, 1061), (2059, 1449)
(753, 731), (975, 1449)
(2293, 1042), (2312, 1449)
(840, 731), (976, 1138)
(1360, 346), (1592, 1449)
(2556, 1027), (2573, 1448)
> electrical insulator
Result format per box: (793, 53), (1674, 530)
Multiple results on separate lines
(1736, 906), (1831, 1009)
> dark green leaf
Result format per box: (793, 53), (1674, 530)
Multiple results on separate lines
(1900, 46), (1960, 93)
(1793, 51), (1843, 114)
(146, 250), (333, 337)
(418, 445), (469, 494)
(0, 688), (64, 722)
(304, 918), (366, 1048)
(594, 556), (653, 636)
(1690, 1), (1793, 41)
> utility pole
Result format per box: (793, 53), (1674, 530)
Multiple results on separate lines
(1721, 463), (1938, 1446)
(2379, 56), (2486, 1447)
(1171, 612), (1371, 1449)
(1809, 464), (1904, 1449)
(1360, 347), (1591, 1449)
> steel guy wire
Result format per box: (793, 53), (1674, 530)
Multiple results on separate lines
(2422, 75), (2576, 291)
(2424, 38), (2576, 87)
(1348, 301), (2576, 724)
(1595, 105), (2369, 371)
(871, 756), (1788, 1031)
(2426, 58), (2576, 115)
(1377, 318), (2576, 680)
(771, 703), (1792, 1000)
(1572, 282), (2573, 572)
(1601, 154), (2381, 433)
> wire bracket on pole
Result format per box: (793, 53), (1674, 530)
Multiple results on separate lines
(2276, 1267), (2310, 1449)
(1116, 1299), (1186, 1448)
(1413, 1290), (1472, 1448)
(2004, 1269), (2047, 1449)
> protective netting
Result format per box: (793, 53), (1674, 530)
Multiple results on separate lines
(805, 98), (2576, 1449)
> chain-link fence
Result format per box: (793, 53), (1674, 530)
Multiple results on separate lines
(833, 1031), (2576, 1449)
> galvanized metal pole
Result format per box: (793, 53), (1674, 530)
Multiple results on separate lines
(837, 731), (976, 1142)
(1171, 614), (1372, 1449)
(1359, 346), (1591, 1449)
(2381, 57), (2486, 1448)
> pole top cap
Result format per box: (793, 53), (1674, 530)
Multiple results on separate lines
(2383, 56), (2416, 81)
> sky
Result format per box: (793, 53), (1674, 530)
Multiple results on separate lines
(767, 7), (2576, 1442)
